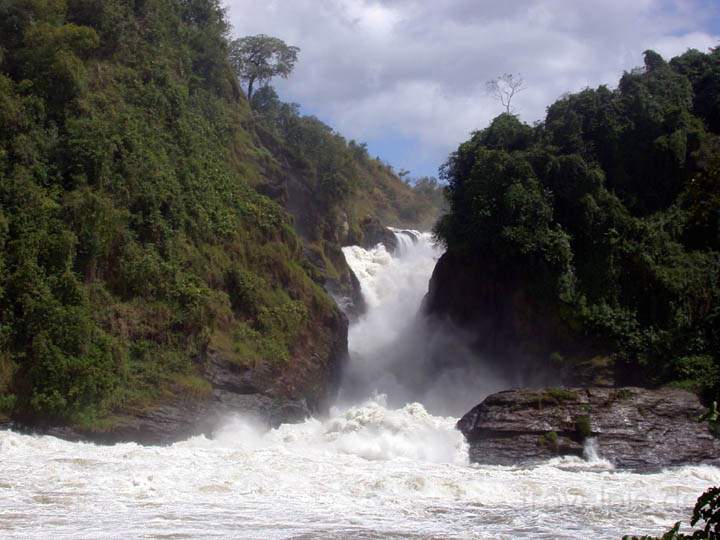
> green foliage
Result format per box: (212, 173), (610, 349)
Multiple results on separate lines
(229, 34), (299, 101)
(537, 430), (559, 449)
(436, 48), (720, 401)
(250, 84), (442, 245)
(575, 415), (593, 440)
(544, 388), (579, 402)
(0, 0), (340, 425)
(0, 393), (16, 415)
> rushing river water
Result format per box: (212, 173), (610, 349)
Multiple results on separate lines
(1, 231), (719, 539)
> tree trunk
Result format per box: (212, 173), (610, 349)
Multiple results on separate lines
(247, 78), (255, 103)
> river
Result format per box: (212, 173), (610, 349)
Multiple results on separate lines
(1, 231), (718, 539)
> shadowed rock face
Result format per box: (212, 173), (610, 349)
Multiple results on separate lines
(358, 218), (398, 252)
(35, 393), (311, 446)
(457, 387), (720, 471)
(423, 252), (614, 388)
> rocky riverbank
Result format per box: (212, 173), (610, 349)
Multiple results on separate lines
(457, 387), (720, 470)
(4, 309), (348, 446)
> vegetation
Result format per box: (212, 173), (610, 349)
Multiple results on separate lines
(486, 73), (526, 114)
(574, 415), (593, 440)
(0, 0), (440, 429)
(436, 48), (720, 403)
(249, 84), (443, 246)
(537, 430), (558, 449)
(229, 34), (300, 101)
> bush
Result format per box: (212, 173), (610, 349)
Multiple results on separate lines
(575, 416), (593, 440)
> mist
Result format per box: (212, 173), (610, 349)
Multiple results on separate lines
(338, 230), (554, 417)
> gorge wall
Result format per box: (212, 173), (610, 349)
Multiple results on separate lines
(0, 0), (441, 440)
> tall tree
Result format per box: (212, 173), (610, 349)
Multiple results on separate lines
(486, 73), (526, 114)
(228, 34), (300, 102)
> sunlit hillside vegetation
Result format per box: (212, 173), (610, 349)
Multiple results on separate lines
(0, 0), (441, 427)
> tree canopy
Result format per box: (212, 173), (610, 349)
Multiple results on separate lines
(229, 34), (300, 101)
(437, 48), (720, 402)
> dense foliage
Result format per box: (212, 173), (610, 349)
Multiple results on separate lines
(0, 0), (443, 428)
(0, 0), (347, 427)
(436, 49), (720, 401)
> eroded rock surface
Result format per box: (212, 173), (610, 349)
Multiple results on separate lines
(458, 387), (720, 470)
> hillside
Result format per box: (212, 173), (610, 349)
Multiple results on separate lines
(0, 0), (439, 436)
(427, 48), (720, 402)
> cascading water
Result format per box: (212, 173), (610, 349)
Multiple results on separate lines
(340, 230), (509, 415)
(1, 230), (719, 539)
(341, 230), (440, 381)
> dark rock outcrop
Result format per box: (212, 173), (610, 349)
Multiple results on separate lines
(458, 387), (720, 470)
(357, 217), (398, 252)
(424, 251), (613, 386)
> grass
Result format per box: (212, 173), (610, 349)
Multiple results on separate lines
(528, 388), (580, 409)
(544, 388), (580, 402)
(538, 431), (559, 449)
(172, 374), (213, 398)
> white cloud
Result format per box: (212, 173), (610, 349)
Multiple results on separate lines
(225, 0), (719, 176)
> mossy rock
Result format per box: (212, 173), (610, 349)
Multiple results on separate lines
(575, 415), (593, 440)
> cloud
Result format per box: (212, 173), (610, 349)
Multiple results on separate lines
(226, 0), (720, 177)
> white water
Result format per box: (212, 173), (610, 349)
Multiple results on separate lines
(1, 231), (719, 539)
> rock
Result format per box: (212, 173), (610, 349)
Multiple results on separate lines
(17, 355), (319, 446)
(457, 387), (720, 471)
(32, 392), (311, 446)
(325, 267), (366, 320)
(423, 251), (613, 386)
(319, 243), (366, 320)
(358, 217), (398, 252)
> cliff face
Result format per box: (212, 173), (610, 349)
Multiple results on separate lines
(0, 0), (444, 442)
(457, 387), (720, 471)
(424, 252), (613, 387)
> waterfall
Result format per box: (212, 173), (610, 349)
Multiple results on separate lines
(340, 228), (510, 415)
(1, 227), (717, 539)
(388, 227), (420, 256)
(340, 229), (442, 406)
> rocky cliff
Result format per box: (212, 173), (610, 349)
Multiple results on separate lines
(457, 387), (720, 470)
(424, 252), (613, 387)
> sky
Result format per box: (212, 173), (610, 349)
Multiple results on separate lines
(226, 0), (720, 179)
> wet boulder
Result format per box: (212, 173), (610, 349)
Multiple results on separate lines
(457, 387), (720, 471)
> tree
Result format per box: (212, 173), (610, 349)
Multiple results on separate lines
(486, 73), (526, 114)
(228, 34), (300, 102)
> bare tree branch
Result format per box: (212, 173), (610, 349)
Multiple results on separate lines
(486, 73), (527, 114)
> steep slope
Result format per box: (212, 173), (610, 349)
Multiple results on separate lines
(427, 49), (720, 401)
(245, 86), (443, 317)
(0, 0), (350, 438)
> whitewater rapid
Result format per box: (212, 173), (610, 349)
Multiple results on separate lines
(1, 230), (719, 539)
